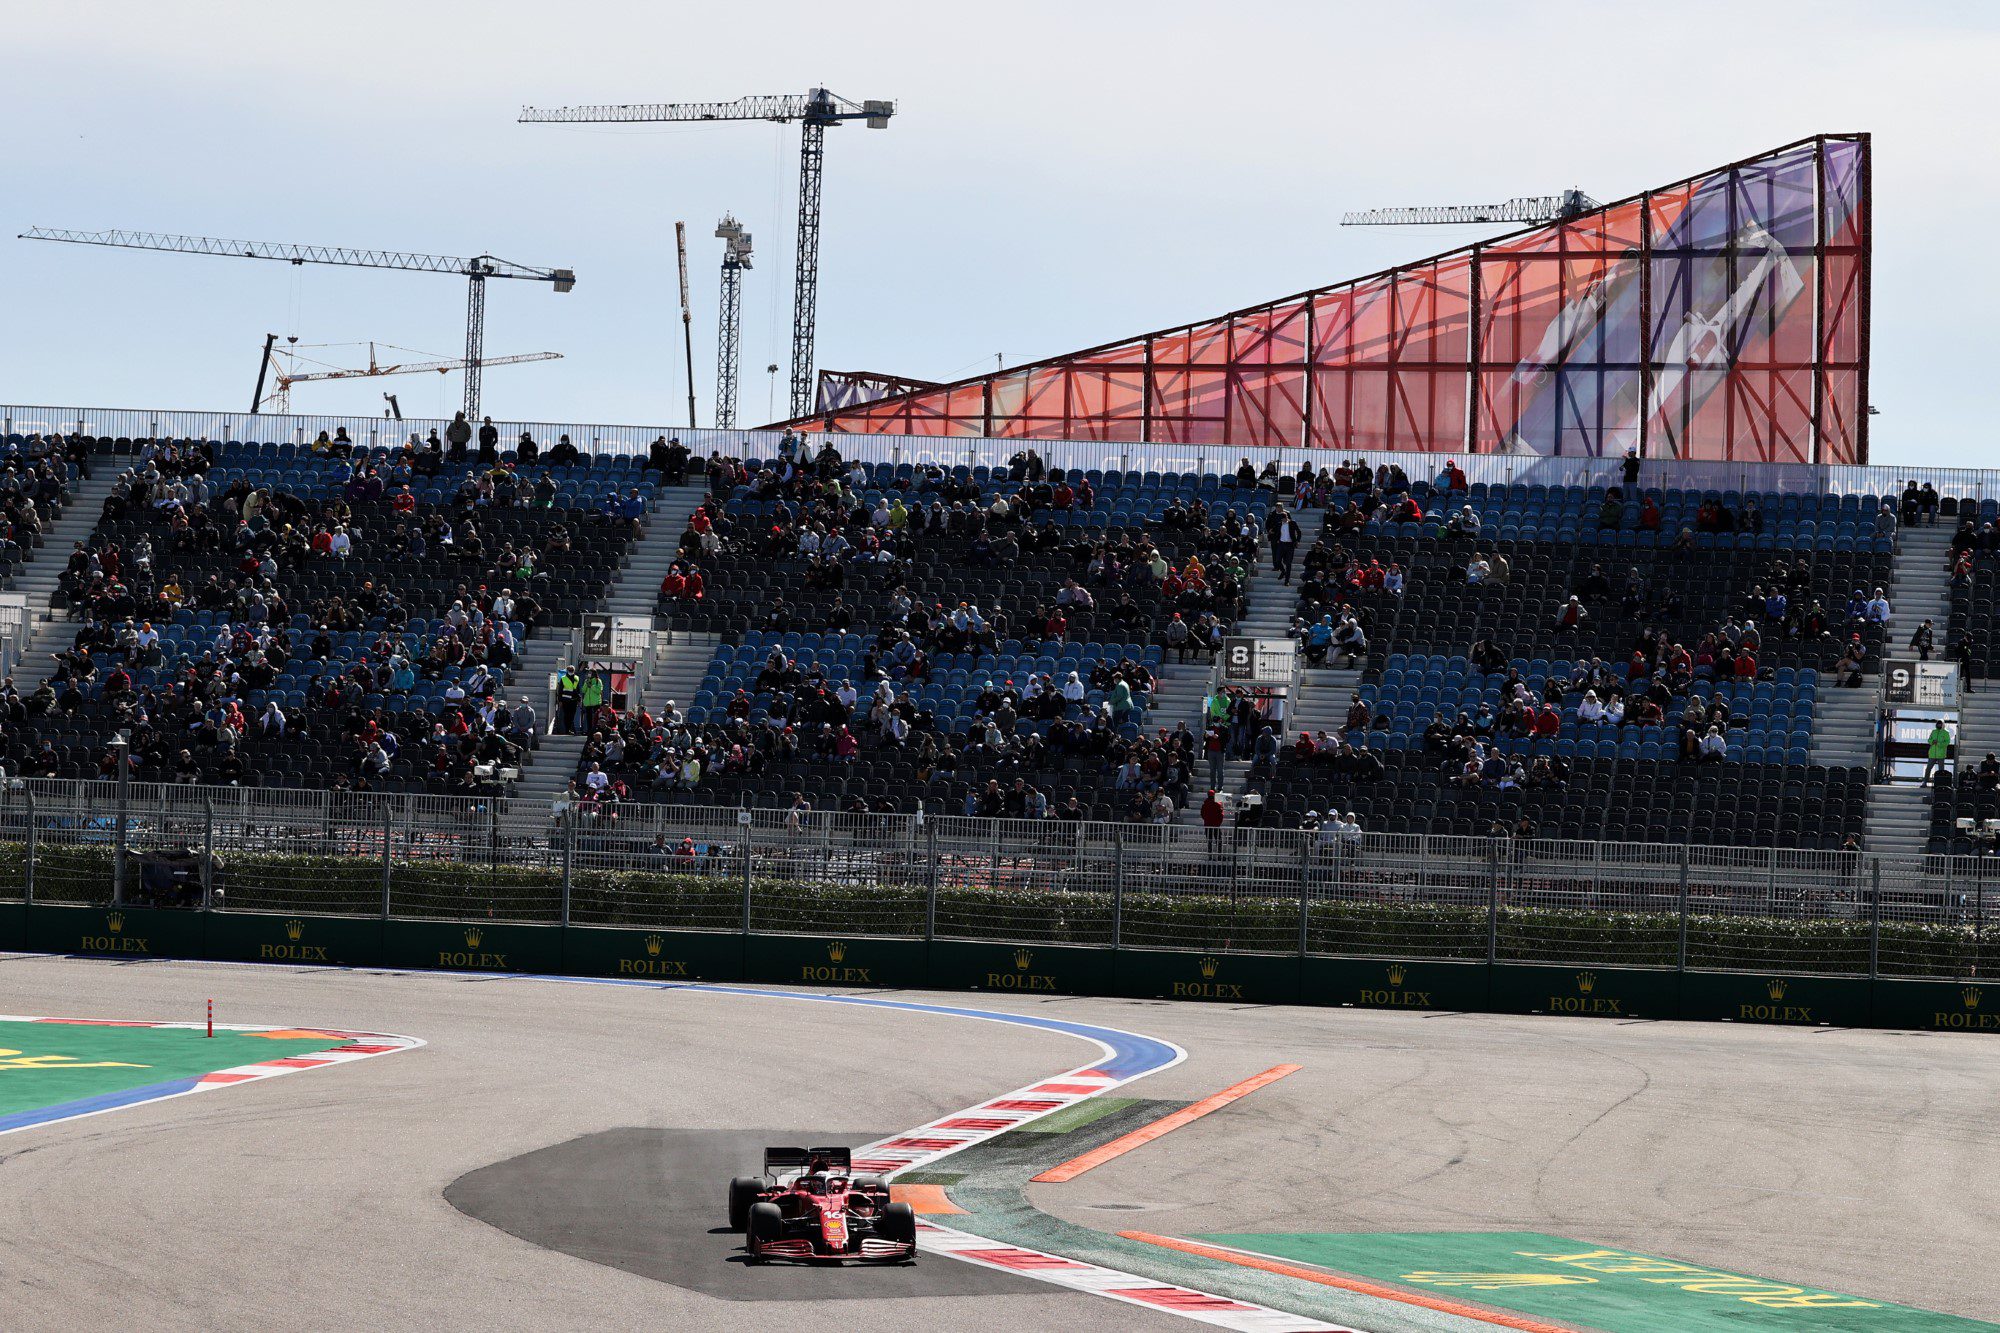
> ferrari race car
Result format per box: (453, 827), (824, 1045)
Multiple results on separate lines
(727, 1146), (918, 1263)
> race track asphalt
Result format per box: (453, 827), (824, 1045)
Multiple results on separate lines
(0, 955), (1170, 1332)
(1, 952), (1995, 1332)
(444, 1126), (1038, 1301)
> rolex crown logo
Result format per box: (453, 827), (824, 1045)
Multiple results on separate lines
(1386, 964), (1407, 986)
(464, 926), (484, 948)
(1766, 978), (1787, 1001)
(285, 919), (305, 942)
(1014, 948), (1034, 970)
(1198, 955), (1220, 979)
(827, 940), (848, 963)
(106, 911), (125, 933)
(645, 934), (664, 957)
(1966, 986), (1984, 1010)
(1576, 971), (1597, 994)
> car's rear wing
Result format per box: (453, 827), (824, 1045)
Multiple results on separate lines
(764, 1145), (852, 1177)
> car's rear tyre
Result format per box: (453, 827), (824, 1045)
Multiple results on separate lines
(747, 1200), (784, 1255)
(852, 1174), (887, 1192)
(881, 1200), (917, 1247)
(727, 1177), (763, 1232)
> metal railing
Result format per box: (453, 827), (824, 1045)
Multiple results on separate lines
(0, 778), (1991, 980)
(1, 402), (1991, 502)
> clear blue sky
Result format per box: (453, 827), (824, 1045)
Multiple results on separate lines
(6, 1), (1996, 467)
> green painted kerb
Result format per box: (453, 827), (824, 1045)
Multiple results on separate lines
(1193, 1232), (1996, 1332)
(0, 1020), (354, 1118)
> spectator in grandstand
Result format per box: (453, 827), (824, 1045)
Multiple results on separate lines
(445, 411), (473, 461)
(1924, 719), (1955, 786)
(1876, 504), (1899, 540)
(1697, 727), (1728, 763)
(1296, 607), (1332, 667)
(1910, 619), (1937, 662)
(1470, 637), (1508, 675)
(1834, 640), (1867, 687)
(1331, 612), (1367, 666)
(1976, 753), (2000, 791)
(1865, 588), (1893, 624)
(1269, 506), (1301, 583)
(555, 665), (581, 733)
(1250, 725), (1280, 778)
(1554, 595), (1588, 633)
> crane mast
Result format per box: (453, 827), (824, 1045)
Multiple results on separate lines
(20, 226), (573, 421)
(713, 216), (752, 429)
(519, 88), (892, 419)
(675, 222), (697, 428)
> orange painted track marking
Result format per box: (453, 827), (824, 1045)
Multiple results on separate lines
(1119, 1232), (1581, 1333)
(254, 1029), (349, 1041)
(890, 1183), (965, 1215)
(1030, 1064), (1300, 1184)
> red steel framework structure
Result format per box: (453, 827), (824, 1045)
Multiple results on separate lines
(788, 135), (1869, 464)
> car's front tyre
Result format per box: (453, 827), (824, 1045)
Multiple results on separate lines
(746, 1201), (784, 1260)
(880, 1200), (917, 1249)
(727, 1176), (764, 1232)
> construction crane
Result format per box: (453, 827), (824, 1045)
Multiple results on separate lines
(1341, 189), (1600, 226)
(19, 227), (575, 421)
(519, 89), (893, 419)
(713, 215), (752, 429)
(253, 339), (561, 414)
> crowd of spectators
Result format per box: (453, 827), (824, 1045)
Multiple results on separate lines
(20, 433), (642, 789)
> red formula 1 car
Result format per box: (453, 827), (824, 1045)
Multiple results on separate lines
(727, 1146), (918, 1263)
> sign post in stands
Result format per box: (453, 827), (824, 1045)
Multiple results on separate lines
(1214, 636), (1301, 739)
(574, 614), (657, 713)
(1879, 658), (1961, 784)
(1883, 657), (1960, 709)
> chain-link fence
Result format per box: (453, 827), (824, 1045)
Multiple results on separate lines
(0, 778), (1993, 980)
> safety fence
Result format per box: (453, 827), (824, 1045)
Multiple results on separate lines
(2, 402), (1990, 502)
(0, 780), (1995, 1031)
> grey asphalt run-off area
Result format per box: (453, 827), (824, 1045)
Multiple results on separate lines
(1, 954), (1996, 1332)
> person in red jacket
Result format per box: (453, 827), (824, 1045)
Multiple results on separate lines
(1201, 789), (1226, 854)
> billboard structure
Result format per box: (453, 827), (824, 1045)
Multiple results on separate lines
(789, 135), (1868, 463)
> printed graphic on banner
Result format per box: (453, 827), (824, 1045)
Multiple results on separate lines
(797, 136), (1867, 463)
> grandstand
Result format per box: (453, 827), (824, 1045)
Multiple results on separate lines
(0, 132), (1982, 899)
(0, 414), (1976, 864)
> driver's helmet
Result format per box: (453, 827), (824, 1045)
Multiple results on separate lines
(826, 1175), (848, 1192)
